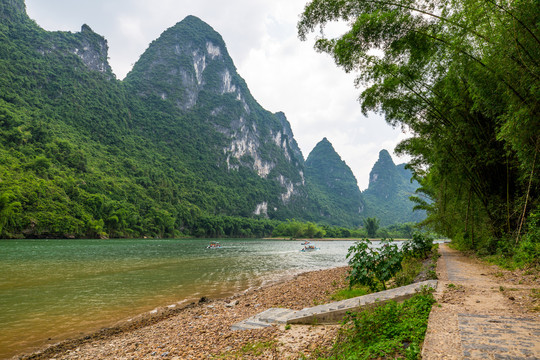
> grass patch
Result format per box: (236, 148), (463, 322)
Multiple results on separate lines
(394, 256), (423, 287)
(321, 291), (436, 359)
(217, 340), (276, 359)
(240, 340), (275, 355)
(393, 245), (439, 287)
(331, 285), (370, 301)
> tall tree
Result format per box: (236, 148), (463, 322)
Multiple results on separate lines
(363, 217), (380, 238)
(298, 0), (539, 251)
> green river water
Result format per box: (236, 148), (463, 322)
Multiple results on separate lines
(0, 238), (356, 359)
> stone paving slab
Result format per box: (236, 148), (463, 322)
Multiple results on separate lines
(286, 280), (437, 324)
(231, 280), (438, 329)
(231, 308), (297, 330)
(458, 313), (540, 359)
(258, 308), (298, 324)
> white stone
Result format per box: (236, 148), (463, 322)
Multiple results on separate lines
(254, 202), (268, 216)
(224, 119), (274, 178)
(222, 69), (236, 93)
(278, 175), (295, 203)
(192, 50), (206, 85)
(206, 41), (221, 58)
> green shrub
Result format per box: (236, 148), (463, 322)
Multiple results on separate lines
(347, 239), (403, 291)
(331, 285), (370, 301)
(394, 256), (423, 287)
(328, 292), (435, 360)
(514, 209), (540, 268)
(402, 232), (434, 259)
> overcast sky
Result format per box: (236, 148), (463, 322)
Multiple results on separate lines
(25, 0), (410, 190)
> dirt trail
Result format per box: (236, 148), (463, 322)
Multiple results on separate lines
(422, 244), (540, 359)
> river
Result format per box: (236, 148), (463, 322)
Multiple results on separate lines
(0, 238), (357, 358)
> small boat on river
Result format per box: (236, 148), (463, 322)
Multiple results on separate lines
(301, 245), (320, 252)
(301, 240), (311, 245)
(206, 242), (222, 249)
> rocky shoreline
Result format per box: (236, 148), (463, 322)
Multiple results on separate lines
(18, 267), (349, 360)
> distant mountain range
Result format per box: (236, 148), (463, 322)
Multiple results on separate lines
(0, 1), (423, 238)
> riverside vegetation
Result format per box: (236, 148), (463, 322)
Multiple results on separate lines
(270, 219), (424, 239)
(298, 0), (539, 267)
(308, 233), (438, 359)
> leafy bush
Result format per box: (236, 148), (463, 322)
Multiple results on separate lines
(328, 291), (435, 360)
(393, 256), (423, 287)
(363, 217), (380, 238)
(402, 232), (434, 259)
(514, 209), (540, 268)
(347, 239), (403, 291)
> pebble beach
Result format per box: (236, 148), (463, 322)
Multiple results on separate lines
(19, 267), (349, 360)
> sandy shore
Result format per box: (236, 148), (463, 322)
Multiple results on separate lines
(18, 267), (349, 360)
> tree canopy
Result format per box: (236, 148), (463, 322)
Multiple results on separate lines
(299, 0), (539, 254)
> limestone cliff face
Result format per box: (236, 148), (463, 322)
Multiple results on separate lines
(69, 24), (112, 75)
(0, 0), (26, 22)
(274, 112), (304, 170)
(125, 16), (243, 110)
(367, 149), (398, 200)
(125, 16), (308, 216)
(41, 25), (112, 76)
(2, 1), (112, 76)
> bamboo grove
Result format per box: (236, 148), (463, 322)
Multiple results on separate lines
(298, 0), (539, 259)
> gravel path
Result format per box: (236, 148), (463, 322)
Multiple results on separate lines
(422, 244), (540, 359)
(17, 267), (348, 360)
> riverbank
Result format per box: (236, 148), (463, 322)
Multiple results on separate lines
(265, 237), (410, 241)
(17, 267), (349, 360)
(1, 238), (355, 359)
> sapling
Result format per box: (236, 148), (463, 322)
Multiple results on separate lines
(346, 238), (403, 291)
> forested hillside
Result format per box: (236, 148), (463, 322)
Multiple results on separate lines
(304, 138), (365, 227)
(0, 2), (309, 238)
(299, 0), (539, 260)
(0, 0), (436, 239)
(362, 150), (425, 226)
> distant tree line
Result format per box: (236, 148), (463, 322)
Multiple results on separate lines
(271, 219), (423, 239)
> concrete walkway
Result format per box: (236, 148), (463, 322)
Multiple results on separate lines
(422, 244), (540, 359)
(231, 280), (437, 330)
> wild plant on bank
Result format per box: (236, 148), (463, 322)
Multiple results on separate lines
(402, 233), (434, 259)
(346, 239), (403, 291)
(328, 291), (435, 360)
